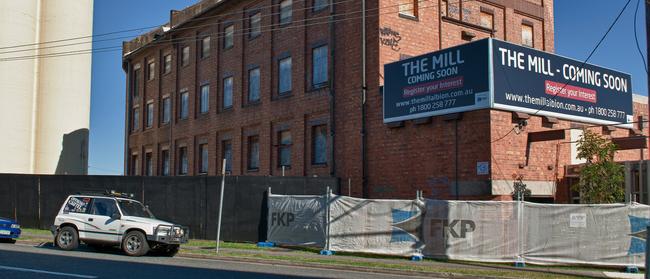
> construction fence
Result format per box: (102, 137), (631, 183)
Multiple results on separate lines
(266, 192), (650, 267)
(0, 174), (338, 242)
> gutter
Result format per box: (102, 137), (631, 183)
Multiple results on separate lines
(329, 0), (337, 178)
(124, 60), (132, 175)
(361, 0), (368, 198)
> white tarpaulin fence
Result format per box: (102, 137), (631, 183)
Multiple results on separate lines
(266, 192), (650, 267)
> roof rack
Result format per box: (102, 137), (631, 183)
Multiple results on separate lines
(75, 190), (135, 199)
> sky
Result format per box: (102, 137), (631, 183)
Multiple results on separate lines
(88, 0), (649, 175)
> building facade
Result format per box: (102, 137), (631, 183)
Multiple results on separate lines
(123, 0), (647, 202)
(0, 0), (93, 175)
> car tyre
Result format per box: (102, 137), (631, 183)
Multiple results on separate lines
(122, 231), (149, 256)
(56, 226), (79, 251)
(0, 239), (16, 244)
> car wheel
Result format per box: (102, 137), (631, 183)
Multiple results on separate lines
(122, 231), (149, 256)
(0, 239), (16, 244)
(56, 226), (79, 251)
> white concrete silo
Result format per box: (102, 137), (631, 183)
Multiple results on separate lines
(0, 0), (40, 173)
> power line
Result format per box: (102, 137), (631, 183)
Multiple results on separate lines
(0, 0), (358, 56)
(634, 0), (648, 74)
(492, 0), (634, 144)
(0, 1), (443, 62)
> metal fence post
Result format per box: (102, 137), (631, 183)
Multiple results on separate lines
(320, 186), (333, 255)
(216, 158), (227, 254)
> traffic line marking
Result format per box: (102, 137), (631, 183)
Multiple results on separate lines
(0, 265), (98, 278)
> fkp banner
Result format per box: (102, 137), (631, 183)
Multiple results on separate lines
(383, 38), (633, 126)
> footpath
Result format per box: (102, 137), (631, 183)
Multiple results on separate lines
(15, 229), (644, 279)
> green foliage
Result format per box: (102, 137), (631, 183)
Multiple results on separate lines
(572, 130), (624, 204)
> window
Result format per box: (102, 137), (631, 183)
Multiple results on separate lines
(522, 24), (534, 47)
(178, 146), (188, 175)
(223, 77), (233, 109)
(133, 67), (141, 99)
(180, 91), (189, 119)
(279, 57), (292, 94)
(312, 125), (327, 164)
(91, 198), (119, 217)
(278, 130), (292, 167)
(147, 61), (155, 81)
(248, 67), (260, 102)
(163, 54), (172, 74)
(222, 140), (233, 173)
(162, 97), (171, 124)
(224, 25), (234, 49)
(312, 45), (328, 87)
(145, 152), (153, 176)
(181, 46), (190, 66)
(200, 84), (210, 114)
(247, 136), (259, 170)
(146, 102), (154, 128)
(201, 36), (211, 58)
(313, 0), (329, 12)
(280, 0), (293, 25)
(399, 0), (418, 18)
(161, 149), (170, 176)
(131, 154), (140, 175)
(480, 11), (494, 30)
(64, 197), (92, 214)
(199, 144), (208, 174)
(132, 108), (140, 131)
(250, 12), (261, 38)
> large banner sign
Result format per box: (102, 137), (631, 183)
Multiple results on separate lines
(383, 38), (634, 125)
(383, 39), (491, 123)
(492, 40), (633, 125)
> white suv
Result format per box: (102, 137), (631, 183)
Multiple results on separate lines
(51, 192), (188, 256)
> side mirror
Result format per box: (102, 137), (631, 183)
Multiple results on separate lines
(111, 212), (121, 220)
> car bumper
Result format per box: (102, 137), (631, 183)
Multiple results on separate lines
(0, 228), (21, 239)
(148, 225), (189, 244)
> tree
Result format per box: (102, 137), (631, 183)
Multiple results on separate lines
(572, 129), (624, 204)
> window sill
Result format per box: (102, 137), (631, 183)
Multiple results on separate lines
(398, 13), (419, 21)
(220, 107), (234, 113)
(279, 21), (292, 27)
(249, 34), (261, 41)
(310, 83), (329, 92)
(243, 101), (261, 108)
(312, 7), (328, 14)
(311, 163), (328, 168)
(247, 168), (259, 173)
(274, 92), (292, 100)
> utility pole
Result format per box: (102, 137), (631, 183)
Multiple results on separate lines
(646, 0), (650, 161)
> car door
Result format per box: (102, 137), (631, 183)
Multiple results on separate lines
(85, 198), (121, 244)
(61, 196), (93, 239)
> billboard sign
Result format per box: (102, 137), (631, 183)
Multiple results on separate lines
(491, 40), (633, 125)
(383, 38), (634, 126)
(383, 39), (491, 123)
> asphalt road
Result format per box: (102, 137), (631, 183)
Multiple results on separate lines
(0, 243), (433, 279)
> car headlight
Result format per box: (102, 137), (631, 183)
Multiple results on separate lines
(173, 227), (184, 237)
(10, 224), (20, 229)
(156, 226), (171, 236)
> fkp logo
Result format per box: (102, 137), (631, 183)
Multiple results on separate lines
(430, 219), (476, 239)
(390, 209), (423, 243)
(271, 212), (295, 227)
(628, 215), (650, 255)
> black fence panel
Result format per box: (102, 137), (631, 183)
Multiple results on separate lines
(0, 174), (338, 242)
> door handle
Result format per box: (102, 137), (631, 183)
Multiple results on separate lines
(88, 218), (94, 222)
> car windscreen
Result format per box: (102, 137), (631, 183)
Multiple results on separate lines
(117, 200), (154, 218)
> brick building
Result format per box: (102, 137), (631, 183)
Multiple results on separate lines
(123, 0), (647, 202)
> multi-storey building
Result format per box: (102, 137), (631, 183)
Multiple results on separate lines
(123, 0), (647, 202)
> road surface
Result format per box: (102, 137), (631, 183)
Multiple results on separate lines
(0, 243), (433, 279)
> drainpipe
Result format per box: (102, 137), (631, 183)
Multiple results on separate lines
(124, 59), (132, 175)
(329, 0), (337, 178)
(361, 0), (368, 198)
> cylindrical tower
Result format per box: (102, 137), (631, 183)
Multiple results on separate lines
(0, 0), (39, 173)
(34, 0), (93, 174)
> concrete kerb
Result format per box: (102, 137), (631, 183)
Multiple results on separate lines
(12, 237), (627, 279)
